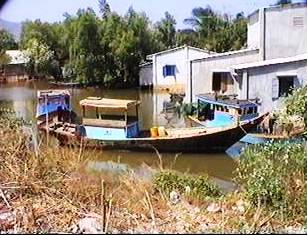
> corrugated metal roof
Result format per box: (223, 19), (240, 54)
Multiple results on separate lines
(233, 53), (307, 70)
(5, 50), (29, 64)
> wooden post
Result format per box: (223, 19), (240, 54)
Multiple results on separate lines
(124, 110), (128, 125)
(82, 106), (85, 117)
(45, 94), (49, 147)
(197, 99), (200, 118)
(236, 109), (240, 126)
(101, 179), (106, 232)
(69, 93), (72, 123)
(124, 109), (128, 136)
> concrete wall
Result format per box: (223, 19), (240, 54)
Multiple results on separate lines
(240, 60), (307, 114)
(190, 49), (260, 102)
(247, 10), (261, 50)
(264, 4), (307, 59)
(139, 63), (153, 87)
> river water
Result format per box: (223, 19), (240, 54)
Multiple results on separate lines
(0, 80), (238, 182)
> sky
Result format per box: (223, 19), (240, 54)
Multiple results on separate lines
(0, 0), (305, 29)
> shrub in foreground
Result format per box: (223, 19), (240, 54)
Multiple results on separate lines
(154, 170), (222, 201)
(236, 140), (305, 220)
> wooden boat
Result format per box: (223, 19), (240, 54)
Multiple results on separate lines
(36, 89), (71, 128)
(49, 81), (81, 87)
(37, 92), (268, 153)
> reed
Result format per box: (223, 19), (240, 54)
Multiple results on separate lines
(0, 116), (304, 233)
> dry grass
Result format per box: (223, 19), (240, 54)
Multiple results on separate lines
(0, 118), (304, 233)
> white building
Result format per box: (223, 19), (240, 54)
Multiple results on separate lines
(139, 45), (211, 99)
(190, 3), (307, 113)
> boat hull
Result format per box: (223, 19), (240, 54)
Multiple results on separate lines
(47, 114), (267, 153)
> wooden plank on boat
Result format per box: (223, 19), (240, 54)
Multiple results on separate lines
(165, 127), (207, 137)
(82, 118), (127, 128)
(80, 98), (140, 111)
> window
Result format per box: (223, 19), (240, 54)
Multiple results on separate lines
(163, 65), (176, 77)
(279, 76), (294, 97)
(212, 72), (234, 93)
(247, 107), (254, 114)
(212, 73), (222, 91)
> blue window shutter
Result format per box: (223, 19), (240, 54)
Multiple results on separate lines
(272, 77), (279, 99)
(163, 66), (166, 77)
(163, 65), (176, 77)
(171, 66), (175, 76)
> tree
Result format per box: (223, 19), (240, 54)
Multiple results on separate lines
(0, 50), (11, 71)
(155, 11), (177, 49)
(0, 29), (15, 73)
(20, 20), (64, 78)
(275, 0), (292, 5)
(182, 5), (247, 52)
(175, 29), (199, 47)
(98, 0), (111, 19)
(25, 38), (54, 78)
(0, 29), (18, 50)
(67, 8), (104, 84)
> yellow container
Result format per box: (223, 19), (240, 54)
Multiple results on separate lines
(158, 126), (166, 137)
(150, 127), (159, 137)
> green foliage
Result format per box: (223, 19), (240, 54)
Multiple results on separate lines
(154, 170), (221, 200)
(0, 29), (16, 66)
(0, 108), (30, 128)
(183, 6), (247, 52)
(25, 38), (54, 77)
(275, 0), (292, 6)
(0, 50), (11, 66)
(180, 103), (198, 118)
(20, 20), (63, 78)
(236, 141), (305, 219)
(0, 29), (18, 50)
(155, 11), (177, 49)
(178, 102), (209, 119)
(275, 85), (307, 135)
(67, 9), (103, 84)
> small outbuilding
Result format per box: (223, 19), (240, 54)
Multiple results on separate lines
(0, 50), (29, 82)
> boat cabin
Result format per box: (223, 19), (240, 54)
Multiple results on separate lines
(79, 97), (141, 140)
(36, 90), (71, 118)
(195, 93), (259, 127)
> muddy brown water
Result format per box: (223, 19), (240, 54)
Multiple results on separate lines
(0, 80), (238, 188)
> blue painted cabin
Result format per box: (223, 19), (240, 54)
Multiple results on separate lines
(36, 90), (71, 118)
(79, 97), (141, 140)
(195, 93), (259, 127)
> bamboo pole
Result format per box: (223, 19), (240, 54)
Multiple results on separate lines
(101, 179), (106, 232)
(45, 94), (49, 147)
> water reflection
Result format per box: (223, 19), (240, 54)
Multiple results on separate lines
(0, 80), (237, 181)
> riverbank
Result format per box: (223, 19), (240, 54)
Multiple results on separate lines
(0, 115), (305, 234)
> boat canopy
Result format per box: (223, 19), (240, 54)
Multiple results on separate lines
(38, 90), (70, 99)
(80, 97), (140, 112)
(196, 93), (258, 109)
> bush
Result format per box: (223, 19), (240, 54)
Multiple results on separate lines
(154, 170), (221, 200)
(275, 85), (307, 136)
(235, 140), (305, 219)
